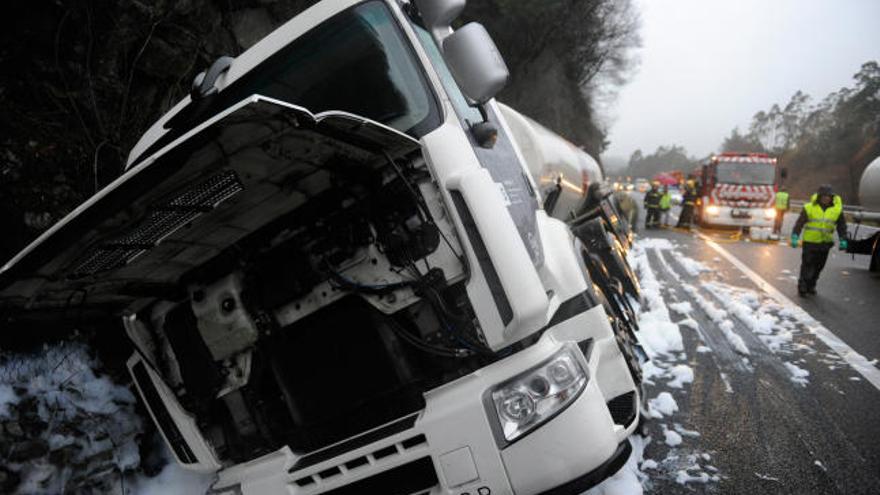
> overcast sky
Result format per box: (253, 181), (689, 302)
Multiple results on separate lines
(602, 0), (880, 165)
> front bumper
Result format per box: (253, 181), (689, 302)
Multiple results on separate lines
(702, 205), (774, 227)
(138, 304), (637, 495)
(540, 440), (632, 495)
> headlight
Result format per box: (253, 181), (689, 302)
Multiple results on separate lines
(764, 208), (777, 219)
(490, 345), (588, 443)
(706, 205), (720, 216)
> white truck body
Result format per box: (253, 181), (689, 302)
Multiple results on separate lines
(0, 1), (640, 494)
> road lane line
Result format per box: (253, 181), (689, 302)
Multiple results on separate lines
(697, 232), (880, 392)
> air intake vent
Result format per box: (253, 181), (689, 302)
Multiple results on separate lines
(606, 391), (636, 426)
(70, 170), (243, 277)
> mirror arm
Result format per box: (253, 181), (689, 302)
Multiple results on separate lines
(469, 105), (497, 149)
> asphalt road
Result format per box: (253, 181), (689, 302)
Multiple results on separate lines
(636, 227), (880, 494)
(622, 191), (880, 493)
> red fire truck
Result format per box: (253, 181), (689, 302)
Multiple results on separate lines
(696, 152), (784, 229)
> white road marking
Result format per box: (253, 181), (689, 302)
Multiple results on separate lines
(697, 232), (880, 392)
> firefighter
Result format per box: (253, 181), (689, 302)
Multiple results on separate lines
(773, 186), (790, 236)
(644, 181), (662, 229)
(659, 185), (672, 227)
(791, 184), (848, 296)
(676, 179), (698, 229)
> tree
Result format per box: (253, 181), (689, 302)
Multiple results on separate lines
(627, 145), (698, 178)
(726, 60), (880, 201)
(720, 128), (765, 153)
(467, 0), (641, 155)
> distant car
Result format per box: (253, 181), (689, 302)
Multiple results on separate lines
(635, 178), (650, 192)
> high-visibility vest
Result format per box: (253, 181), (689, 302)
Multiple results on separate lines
(775, 191), (789, 210)
(659, 193), (671, 210)
(802, 194), (842, 244)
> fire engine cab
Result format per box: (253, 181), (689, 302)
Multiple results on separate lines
(697, 152), (783, 229)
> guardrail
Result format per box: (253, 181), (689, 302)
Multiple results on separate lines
(789, 200), (880, 222)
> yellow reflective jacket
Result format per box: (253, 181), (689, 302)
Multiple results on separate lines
(802, 194), (842, 244)
(775, 191), (789, 210)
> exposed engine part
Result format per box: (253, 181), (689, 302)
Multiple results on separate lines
(125, 154), (497, 463)
(189, 273), (259, 362)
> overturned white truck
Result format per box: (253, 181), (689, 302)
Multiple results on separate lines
(0, 1), (642, 493)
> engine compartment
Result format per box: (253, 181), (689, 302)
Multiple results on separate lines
(127, 154), (497, 463)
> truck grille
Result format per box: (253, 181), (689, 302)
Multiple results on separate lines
(291, 433), (433, 494)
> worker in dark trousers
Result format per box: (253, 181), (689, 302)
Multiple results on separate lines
(773, 186), (790, 236)
(644, 181), (662, 229)
(659, 185), (672, 227)
(791, 184), (847, 296)
(676, 180), (698, 229)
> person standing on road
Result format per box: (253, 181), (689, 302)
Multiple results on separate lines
(613, 189), (639, 234)
(644, 181), (662, 229)
(773, 186), (790, 236)
(791, 184), (848, 296)
(659, 185), (672, 227)
(676, 180), (698, 229)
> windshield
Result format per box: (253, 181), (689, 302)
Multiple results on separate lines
(716, 162), (775, 185)
(245, 1), (439, 135)
(152, 1), (439, 148)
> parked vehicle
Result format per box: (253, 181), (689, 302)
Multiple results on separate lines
(696, 152), (785, 229)
(0, 1), (640, 494)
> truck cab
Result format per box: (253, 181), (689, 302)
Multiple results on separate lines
(0, 1), (641, 493)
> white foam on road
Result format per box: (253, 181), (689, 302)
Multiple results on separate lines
(672, 252), (711, 277)
(677, 318), (699, 330)
(664, 428), (683, 447)
(667, 364), (695, 388)
(697, 233), (880, 392)
(718, 319), (751, 356)
(648, 391), (679, 418)
(612, 239), (719, 493)
(680, 282), (728, 323)
(784, 362), (810, 386)
(668, 301), (693, 316)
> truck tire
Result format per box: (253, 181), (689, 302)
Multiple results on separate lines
(575, 240), (648, 430)
(597, 230), (640, 300)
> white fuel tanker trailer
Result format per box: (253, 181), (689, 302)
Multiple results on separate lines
(846, 156), (880, 271)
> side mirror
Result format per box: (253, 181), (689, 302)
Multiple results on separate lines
(442, 23), (509, 104)
(780, 167), (788, 179)
(414, 0), (465, 32)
